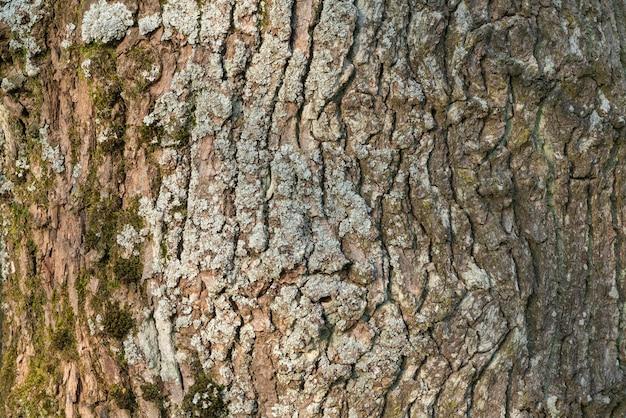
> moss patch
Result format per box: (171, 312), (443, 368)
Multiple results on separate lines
(75, 269), (90, 304)
(110, 383), (137, 412)
(121, 46), (160, 92)
(50, 326), (74, 352)
(103, 301), (134, 340)
(0, 338), (18, 410)
(80, 43), (127, 154)
(182, 366), (228, 418)
(51, 295), (76, 356)
(141, 379), (166, 415)
(84, 191), (122, 259)
(112, 255), (142, 284)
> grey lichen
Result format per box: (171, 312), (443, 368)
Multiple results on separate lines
(81, 0), (133, 44)
(60, 23), (77, 49)
(0, 221), (9, 281)
(0, 0), (617, 415)
(199, 0), (232, 50)
(301, 275), (366, 331)
(0, 0), (45, 75)
(39, 125), (65, 174)
(1, 70), (25, 93)
(161, 0), (200, 45)
(303, 0), (357, 119)
(116, 224), (144, 258)
(138, 14), (161, 36)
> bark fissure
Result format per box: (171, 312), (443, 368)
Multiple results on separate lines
(1, 0), (625, 416)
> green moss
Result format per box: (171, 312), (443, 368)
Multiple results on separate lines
(97, 121), (127, 154)
(75, 269), (90, 303)
(80, 43), (117, 79)
(182, 366), (228, 418)
(160, 238), (168, 260)
(82, 183), (145, 265)
(141, 380), (166, 415)
(139, 123), (165, 146)
(258, 0), (270, 34)
(119, 196), (144, 229)
(4, 358), (63, 416)
(7, 202), (29, 242)
(113, 255), (142, 284)
(50, 326), (74, 352)
(22, 74), (44, 108)
(91, 278), (111, 315)
(1, 97), (48, 205)
(140, 103), (194, 149)
(103, 301), (134, 340)
(23, 276), (46, 324)
(51, 297), (76, 356)
(141, 382), (163, 402)
(9, 114), (26, 142)
(68, 124), (82, 164)
(110, 384), (137, 412)
(103, 198), (146, 285)
(92, 76), (122, 110)
(173, 123), (192, 148)
(0, 338), (18, 408)
(84, 192), (121, 259)
(82, 169), (147, 272)
(12, 281), (79, 414)
(125, 46), (159, 91)
(80, 43), (127, 154)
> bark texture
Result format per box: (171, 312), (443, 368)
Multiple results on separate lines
(1, 0), (625, 416)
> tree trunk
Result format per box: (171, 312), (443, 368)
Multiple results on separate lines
(1, 0), (625, 416)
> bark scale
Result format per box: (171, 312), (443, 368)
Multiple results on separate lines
(0, 0), (625, 417)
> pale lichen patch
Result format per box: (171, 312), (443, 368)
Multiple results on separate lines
(39, 125), (65, 174)
(161, 0), (200, 44)
(81, 0), (133, 44)
(138, 14), (161, 36)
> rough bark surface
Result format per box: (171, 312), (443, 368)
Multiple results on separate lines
(0, 0), (625, 416)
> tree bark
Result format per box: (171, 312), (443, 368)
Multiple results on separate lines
(1, 0), (625, 416)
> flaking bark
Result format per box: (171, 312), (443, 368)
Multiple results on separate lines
(0, 0), (625, 416)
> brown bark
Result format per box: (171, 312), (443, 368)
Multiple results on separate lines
(0, 0), (625, 416)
